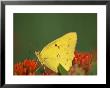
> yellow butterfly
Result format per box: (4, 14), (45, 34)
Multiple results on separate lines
(35, 32), (77, 73)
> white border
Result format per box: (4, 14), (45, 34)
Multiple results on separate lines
(5, 5), (106, 84)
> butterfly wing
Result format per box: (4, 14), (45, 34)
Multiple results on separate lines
(35, 32), (77, 73)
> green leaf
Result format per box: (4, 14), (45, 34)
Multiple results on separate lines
(36, 66), (44, 74)
(58, 64), (68, 75)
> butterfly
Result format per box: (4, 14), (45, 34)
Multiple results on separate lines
(35, 32), (77, 73)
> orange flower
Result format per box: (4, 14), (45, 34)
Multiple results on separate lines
(74, 51), (92, 66)
(14, 62), (26, 75)
(73, 51), (93, 73)
(23, 59), (38, 72)
(14, 59), (38, 75)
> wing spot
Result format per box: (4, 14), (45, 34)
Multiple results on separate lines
(66, 59), (68, 62)
(57, 53), (60, 58)
(55, 44), (60, 49)
(55, 44), (57, 46)
(68, 44), (70, 47)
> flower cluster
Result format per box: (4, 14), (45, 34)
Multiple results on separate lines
(73, 51), (93, 73)
(14, 51), (94, 75)
(14, 59), (38, 75)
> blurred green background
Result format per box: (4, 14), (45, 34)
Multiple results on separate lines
(14, 13), (97, 64)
